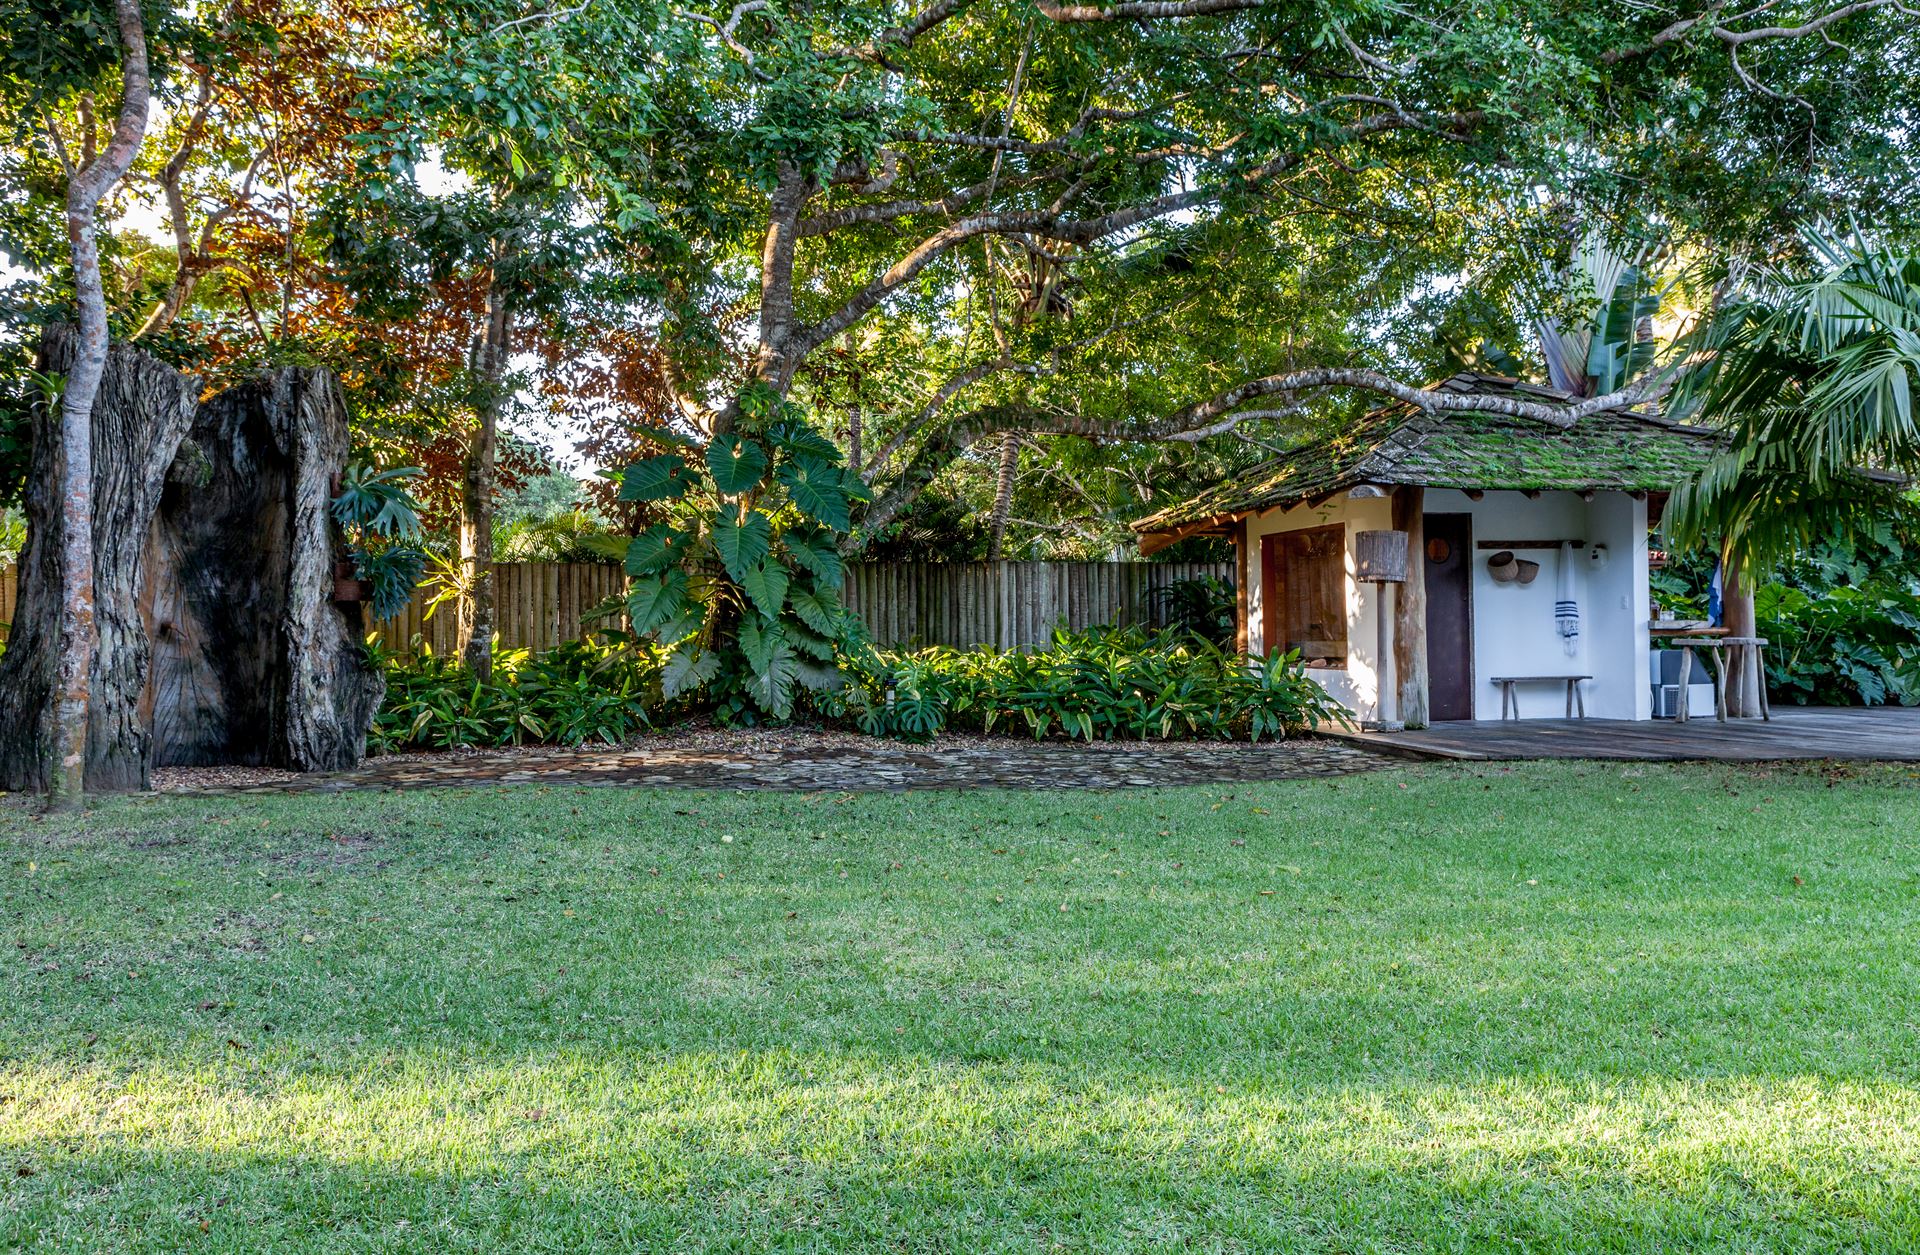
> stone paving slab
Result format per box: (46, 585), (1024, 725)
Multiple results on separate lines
(164, 732), (1393, 795)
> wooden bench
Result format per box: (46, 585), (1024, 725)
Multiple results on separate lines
(1490, 675), (1591, 720)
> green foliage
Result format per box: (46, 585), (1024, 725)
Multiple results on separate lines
(368, 634), (663, 752)
(1145, 576), (1237, 648)
(614, 412), (871, 722)
(1653, 522), (1920, 706)
(331, 462), (430, 620)
(1668, 226), (1920, 576)
(830, 626), (1346, 744)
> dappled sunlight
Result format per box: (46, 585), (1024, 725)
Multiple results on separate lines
(6, 1050), (1919, 1243)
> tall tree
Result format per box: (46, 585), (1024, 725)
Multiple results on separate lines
(429, 0), (1915, 550)
(5, 0), (155, 804)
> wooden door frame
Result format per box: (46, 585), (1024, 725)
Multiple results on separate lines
(1422, 511), (1476, 720)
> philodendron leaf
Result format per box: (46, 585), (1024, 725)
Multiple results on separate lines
(786, 618), (837, 660)
(662, 641), (721, 699)
(739, 561), (790, 621)
(617, 454), (693, 502)
(740, 625), (797, 719)
(626, 570), (690, 638)
(778, 455), (851, 530)
(624, 523), (689, 576)
(706, 435), (769, 495)
(768, 421), (843, 463)
(711, 510), (772, 582)
(785, 527), (844, 588)
(794, 659), (845, 692)
(738, 615), (782, 675)
(788, 584), (844, 636)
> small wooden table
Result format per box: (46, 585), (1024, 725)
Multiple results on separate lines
(1490, 675), (1591, 720)
(1666, 636), (1771, 723)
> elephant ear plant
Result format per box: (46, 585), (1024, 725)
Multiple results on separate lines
(331, 463), (429, 621)
(617, 406), (871, 721)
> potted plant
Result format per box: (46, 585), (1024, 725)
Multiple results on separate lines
(330, 463), (429, 620)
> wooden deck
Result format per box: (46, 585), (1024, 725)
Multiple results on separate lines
(1334, 706), (1920, 762)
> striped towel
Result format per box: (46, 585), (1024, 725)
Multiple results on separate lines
(1556, 541), (1580, 657)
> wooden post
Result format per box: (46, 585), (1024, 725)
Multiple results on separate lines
(1232, 528), (1250, 655)
(1391, 487), (1430, 729)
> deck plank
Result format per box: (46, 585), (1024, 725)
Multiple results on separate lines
(1331, 707), (1920, 762)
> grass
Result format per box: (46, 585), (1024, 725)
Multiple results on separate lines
(2, 760), (1919, 1252)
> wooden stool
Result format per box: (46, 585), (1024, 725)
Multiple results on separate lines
(1670, 637), (1770, 722)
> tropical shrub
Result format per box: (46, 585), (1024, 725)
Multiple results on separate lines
(615, 401), (870, 722)
(332, 462), (430, 619)
(369, 634), (665, 752)
(830, 626), (1347, 743)
(1144, 575), (1236, 646)
(1653, 521), (1920, 705)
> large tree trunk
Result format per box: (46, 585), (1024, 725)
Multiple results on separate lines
(44, 0), (151, 806)
(0, 330), (197, 793)
(146, 367), (383, 770)
(457, 276), (509, 680)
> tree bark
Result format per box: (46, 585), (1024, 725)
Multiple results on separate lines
(458, 270), (509, 680)
(45, 0), (150, 806)
(0, 329), (196, 793)
(145, 367), (383, 769)
(1722, 556), (1764, 718)
(1391, 487), (1430, 729)
(986, 434), (1019, 559)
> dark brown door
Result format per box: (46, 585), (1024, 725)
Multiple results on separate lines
(1423, 513), (1473, 720)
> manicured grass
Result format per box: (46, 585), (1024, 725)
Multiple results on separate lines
(3, 761), (1920, 1251)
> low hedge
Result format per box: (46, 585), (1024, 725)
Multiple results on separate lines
(367, 625), (1346, 752)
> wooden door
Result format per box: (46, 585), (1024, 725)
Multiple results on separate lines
(1423, 513), (1474, 720)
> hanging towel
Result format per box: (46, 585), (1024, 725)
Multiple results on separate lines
(1708, 558), (1724, 626)
(1555, 541), (1581, 657)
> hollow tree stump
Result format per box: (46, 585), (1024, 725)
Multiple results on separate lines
(146, 367), (383, 770)
(0, 328), (198, 791)
(0, 331), (383, 791)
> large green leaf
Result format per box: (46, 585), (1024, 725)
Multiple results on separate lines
(785, 527), (845, 588)
(768, 420), (843, 464)
(711, 510), (772, 582)
(778, 455), (851, 530)
(624, 523), (689, 576)
(742, 632), (798, 718)
(661, 642), (720, 699)
(617, 454), (693, 502)
(786, 618), (837, 660)
(626, 570), (690, 637)
(788, 584), (844, 637)
(706, 435), (769, 495)
(739, 561), (791, 621)
(793, 659), (845, 692)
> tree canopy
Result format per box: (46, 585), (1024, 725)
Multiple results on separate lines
(4, 0), (1918, 552)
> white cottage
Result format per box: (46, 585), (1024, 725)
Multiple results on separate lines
(1131, 374), (1721, 726)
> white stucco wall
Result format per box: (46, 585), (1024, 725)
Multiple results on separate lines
(1243, 488), (1652, 721)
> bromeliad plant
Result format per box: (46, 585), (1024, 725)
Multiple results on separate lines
(616, 406), (871, 721)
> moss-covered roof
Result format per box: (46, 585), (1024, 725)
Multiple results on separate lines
(1132, 373), (1722, 541)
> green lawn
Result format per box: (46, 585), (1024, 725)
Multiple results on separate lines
(3, 762), (1919, 1252)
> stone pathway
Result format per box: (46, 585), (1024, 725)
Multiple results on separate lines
(160, 729), (1393, 794)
